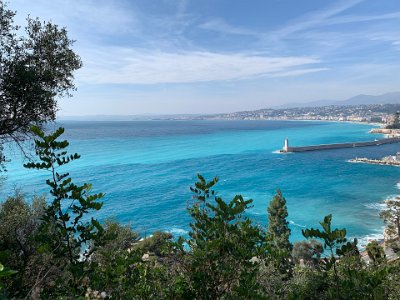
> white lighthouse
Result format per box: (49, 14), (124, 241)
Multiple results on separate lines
(283, 138), (289, 152)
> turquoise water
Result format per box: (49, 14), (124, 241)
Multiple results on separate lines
(2, 120), (400, 245)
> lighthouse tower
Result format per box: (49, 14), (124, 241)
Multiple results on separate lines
(283, 138), (289, 152)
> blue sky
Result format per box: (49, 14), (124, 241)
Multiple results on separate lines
(8, 0), (400, 115)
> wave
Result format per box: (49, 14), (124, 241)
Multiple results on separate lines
(356, 230), (385, 248)
(289, 220), (306, 228)
(249, 209), (262, 215)
(382, 195), (400, 203)
(397, 182), (400, 190)
(364, 202), (387, 211)
(168, 227), (189, 236)
(271, 150), (293, 154)
(139, 234), (153, 241)
(365, 194), (400, 211)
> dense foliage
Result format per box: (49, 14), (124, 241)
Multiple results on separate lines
(0, 127), (399, 299)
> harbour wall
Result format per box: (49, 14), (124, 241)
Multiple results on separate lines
(281, 137), (400, 153)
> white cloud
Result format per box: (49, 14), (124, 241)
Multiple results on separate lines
(77, 49), (324, 84)
(267, 68), (330, 78)
(369, 32), (400, 50)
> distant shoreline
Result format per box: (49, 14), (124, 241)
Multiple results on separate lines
(57, 117), (384, 127)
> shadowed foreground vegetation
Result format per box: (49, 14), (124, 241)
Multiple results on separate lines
(0, 127), (400, 300)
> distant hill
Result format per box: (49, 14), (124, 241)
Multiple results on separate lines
(275, 92), (400, 108)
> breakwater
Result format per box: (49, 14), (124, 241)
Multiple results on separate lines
(349, 157), (400, 167)
(280, 137), (400, 153)
(369, 128), (400, 136)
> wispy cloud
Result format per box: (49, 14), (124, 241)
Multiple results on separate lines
(10, 0), (138, 39)
(196, 1), (398, 59)
(198, 18), (260, 37)
(369, 31), (400, 50)
(267, 68), (329, 78)
(273, 0), (364, 38)
(325, 11), (400, 26)
(78, 49), (324, 84)
(8, 0), (400, 114)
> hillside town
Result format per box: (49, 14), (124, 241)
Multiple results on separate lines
(202, 103), (400, 124)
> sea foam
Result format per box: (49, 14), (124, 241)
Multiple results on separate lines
(357, 231), (385, 248)
(364, 202), (387, 211)
(289, 220), (306, 228)
(168, 227), (189, 236)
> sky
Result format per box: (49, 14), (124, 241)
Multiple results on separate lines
(7, 0), (400, 116)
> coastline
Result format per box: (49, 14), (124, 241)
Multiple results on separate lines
(201, 117), (383, 127)
(3, 119), (396, 251)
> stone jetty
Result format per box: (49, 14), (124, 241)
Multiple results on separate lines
(280, 137), (400, 153)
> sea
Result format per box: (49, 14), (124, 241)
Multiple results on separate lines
(1, 120), (400, 246)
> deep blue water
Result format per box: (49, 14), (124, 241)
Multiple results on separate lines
(2, 120), (400, 245)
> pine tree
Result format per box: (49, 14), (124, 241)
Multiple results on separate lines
(267, 189), (293, 276)
(267, 189), (292, 253)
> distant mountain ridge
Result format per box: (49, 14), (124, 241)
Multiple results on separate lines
(274, 92), (400, 108)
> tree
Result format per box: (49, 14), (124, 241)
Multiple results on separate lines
(366, 240), (386, 264)
(180, 174), (269, 299)
(302, 215), (358, 273)
(88, 221), (170, 299)
(0, 2), (81, 168)
(267, 189), (293, 274)
(0, 192), (47, 297)
(267, 189), (292, 252)
(292, 239), (323, 267)
(24, 126), (104, 296)
(380, 197), (400, 250)
(131, 231), (172, 257)
(0, 191), (45, 266)
(0, 262), (17, 294)
(302, 214), (359, 298)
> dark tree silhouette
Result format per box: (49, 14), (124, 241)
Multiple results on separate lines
(0, 2), (81, 168)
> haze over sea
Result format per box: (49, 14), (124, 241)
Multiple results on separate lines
(2, 120), (400, 245)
